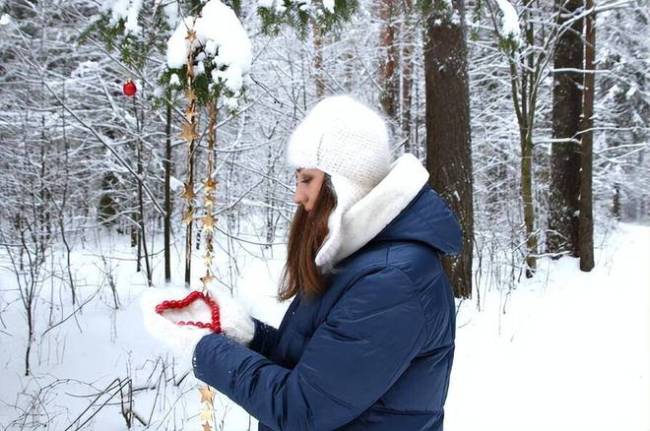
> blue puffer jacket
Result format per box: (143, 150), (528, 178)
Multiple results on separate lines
(193, 181), (462, 431)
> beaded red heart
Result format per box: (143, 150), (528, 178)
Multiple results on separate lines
(154, 290), (221, 332)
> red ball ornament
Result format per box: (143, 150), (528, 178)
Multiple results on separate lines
(122, 80), (137, 97)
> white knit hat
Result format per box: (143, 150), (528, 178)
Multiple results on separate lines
(286, 94), (393, 273)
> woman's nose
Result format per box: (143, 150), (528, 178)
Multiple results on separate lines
(293, 187), (303, 205)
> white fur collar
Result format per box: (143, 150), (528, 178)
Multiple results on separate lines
(315, 153), (430, 272)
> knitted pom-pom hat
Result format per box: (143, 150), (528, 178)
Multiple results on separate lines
(286, 94), (393, 273)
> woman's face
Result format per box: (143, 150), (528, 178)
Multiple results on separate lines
(293, 168), (325, 212)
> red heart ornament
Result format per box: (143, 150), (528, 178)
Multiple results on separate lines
(154, 290), (221, 332)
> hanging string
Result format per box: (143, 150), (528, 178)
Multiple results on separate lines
(178, 19), (216, 431)
(181, 22), (199, 286)
(199, 102), (219, 292)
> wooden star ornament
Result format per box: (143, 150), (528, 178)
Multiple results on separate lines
(181, 183), (195, 201)
(200, 409), (213, 423)
(200, 273), (216, 286)
(201, 214), (216, 229)
(203, 177), (218, 193)
(185, 29), (197, 43)
(181, 209), (194, 225)
(180, 121), (198, 142)
(199, 386), (215, 404)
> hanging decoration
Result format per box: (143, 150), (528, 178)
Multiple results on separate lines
(198, 101), (219, 292)
(180, 22), (200, 287)
(122, 79), (137, 97)
(163, 1), (252, 428)
(94, 1), (252, 428)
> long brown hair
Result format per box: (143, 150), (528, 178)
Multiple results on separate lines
(278, 173), (337, 301)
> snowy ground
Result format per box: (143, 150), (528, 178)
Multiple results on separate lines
(0, 223), (648, 430)
(447, 223), (649, 431)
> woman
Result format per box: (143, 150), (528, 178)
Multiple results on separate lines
(144, 95), (462, 430)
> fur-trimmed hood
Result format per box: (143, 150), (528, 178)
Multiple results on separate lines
(316, 152), (462, 272)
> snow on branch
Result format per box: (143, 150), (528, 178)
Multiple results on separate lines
(494, 0), (521, 48)
(166, 0), (251, 109)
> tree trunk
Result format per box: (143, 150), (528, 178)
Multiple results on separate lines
(510, 0), (538, 278)
(266, 138), (275, 247)
(548, 0), (583, 257)
(378, 0), (399, 123)
(313, 21), (325, 98)
(185, 178), (194, 288)
(520, 130), (537, 277)
(423, 0), (474, 298)
(579, 1), (595, 272)
(25, 285), (33, 376)
(184, 67), (198, 287)
(612, 182), (621, 220)
(164, 93), (172, 282)
(134, 97), (152, 285)
(401, 0), (415, 153)
(136, 138), (152, 285)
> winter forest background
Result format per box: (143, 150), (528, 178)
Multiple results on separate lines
(0, 0), (648, 429)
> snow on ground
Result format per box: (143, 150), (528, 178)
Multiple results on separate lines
(0, 223), (648, 430)
(447, 223), (650, 431)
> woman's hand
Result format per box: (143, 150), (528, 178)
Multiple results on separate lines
(140, 283), (255, 362)
(202, 281), (255, 345)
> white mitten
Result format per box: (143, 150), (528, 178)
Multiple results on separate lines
(140, 283), (255, 360)
(140, 287), (213, 362)
(203, 279), (255, 346)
